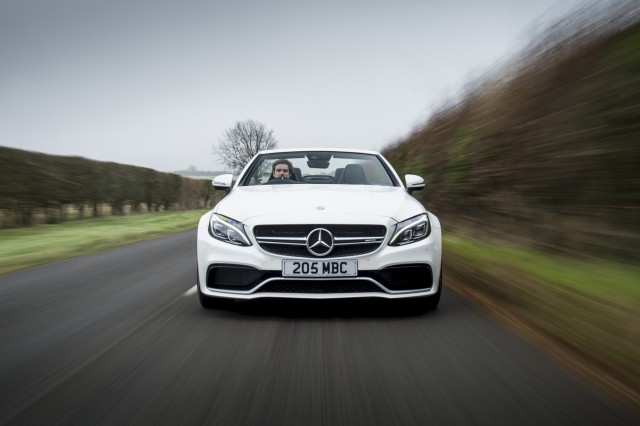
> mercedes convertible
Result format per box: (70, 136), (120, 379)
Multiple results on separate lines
(196, 148), (442, 310)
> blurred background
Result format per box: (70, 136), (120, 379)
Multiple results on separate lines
(384, 1), (639, 261)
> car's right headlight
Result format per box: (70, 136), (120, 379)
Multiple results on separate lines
(208, 213), (252, 246)
(389, 214), (430, 246)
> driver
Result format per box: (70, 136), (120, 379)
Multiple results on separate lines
(271, 159), (294, 180)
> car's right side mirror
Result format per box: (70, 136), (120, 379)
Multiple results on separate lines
(405, 174), (425, 194)
(212, 174), (234, 194)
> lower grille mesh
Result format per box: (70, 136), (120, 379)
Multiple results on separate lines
(206, 265), (433, 293)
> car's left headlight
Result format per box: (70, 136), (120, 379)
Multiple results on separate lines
(209, 213), (252, 246)
(389, 214), (430, 246)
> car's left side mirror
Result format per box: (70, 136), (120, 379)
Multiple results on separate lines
(212, 174), (234, 194)
(405, 174), (425, 194)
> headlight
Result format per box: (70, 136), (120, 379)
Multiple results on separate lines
(209, 214), (252, 246)
(389, 214), (430, 246)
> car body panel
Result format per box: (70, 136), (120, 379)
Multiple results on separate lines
(213, 185), (425, 223)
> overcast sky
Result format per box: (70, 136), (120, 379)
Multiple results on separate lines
(1, 0), (586, 172)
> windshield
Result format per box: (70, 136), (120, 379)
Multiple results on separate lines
(240, 151), (398, 187)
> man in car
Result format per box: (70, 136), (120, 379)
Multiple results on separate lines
(271, 159), (294, 180)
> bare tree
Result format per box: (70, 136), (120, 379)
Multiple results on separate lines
(213, 120), (278, 172)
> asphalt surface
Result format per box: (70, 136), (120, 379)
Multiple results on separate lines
(0, 230), (636, 425)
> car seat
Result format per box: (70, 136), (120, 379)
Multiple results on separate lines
(339, 164), (368, 184)
(333, 167), (344, 184)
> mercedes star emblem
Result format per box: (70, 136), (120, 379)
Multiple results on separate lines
(306, 228), (334, 256)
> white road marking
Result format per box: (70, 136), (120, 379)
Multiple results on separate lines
(184, 286), (197, 296)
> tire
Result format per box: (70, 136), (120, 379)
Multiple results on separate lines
(425, 267), (443, 310)
(198, 285), (235, 309)
(403, 266), (442, 313)
(197, 264), (234, 309)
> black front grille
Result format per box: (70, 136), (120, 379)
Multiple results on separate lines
(254, 224), (387, 258)
(257, 280), (383, 294)
(254, 224), (386, 238)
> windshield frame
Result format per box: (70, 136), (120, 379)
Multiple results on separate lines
(237, 151), (402, 187)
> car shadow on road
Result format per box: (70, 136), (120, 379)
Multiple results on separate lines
(207, 297), (440, 319)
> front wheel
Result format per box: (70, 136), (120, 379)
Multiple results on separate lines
(197, 263), (234, 309)
(425, 268), (443, 310)
(402, 267), (442, 313)
(198, 284), (235, 309)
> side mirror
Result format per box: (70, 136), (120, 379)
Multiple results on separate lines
(405, 174), (425, 194)
(212, 174), (233, 194)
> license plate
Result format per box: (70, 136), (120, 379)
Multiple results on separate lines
(282, 260), (357, 277)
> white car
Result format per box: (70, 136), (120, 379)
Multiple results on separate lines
(196, 148), (442, 310)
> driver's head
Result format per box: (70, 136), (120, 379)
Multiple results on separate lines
(272, 159), (293, 179)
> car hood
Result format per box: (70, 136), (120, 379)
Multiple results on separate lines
(214, 185), (425, 224)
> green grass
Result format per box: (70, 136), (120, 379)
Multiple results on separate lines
(445, 234), (640, 302)
(0, 210), (207, 276)
(444, 233), (640, 400)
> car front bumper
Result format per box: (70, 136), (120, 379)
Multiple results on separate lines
(196, 213), (442, 300)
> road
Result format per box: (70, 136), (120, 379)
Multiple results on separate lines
(0, 230), (636, 425)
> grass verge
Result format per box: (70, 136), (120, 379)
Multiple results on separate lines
(444, 233), (640, 412)
(0, 210), (207, 276)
